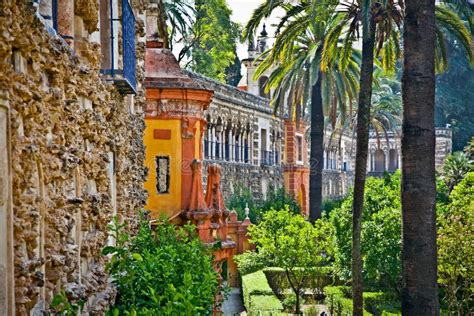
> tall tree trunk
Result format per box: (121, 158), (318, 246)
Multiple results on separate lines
(309, 75), (324, 222)
(285, 270), (301, 314)
(351, 14), (377, 316)
(157, 0), (169, 48)
(401, 0), (439, 314)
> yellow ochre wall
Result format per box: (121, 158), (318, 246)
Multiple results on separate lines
(144, 119), (182, 218)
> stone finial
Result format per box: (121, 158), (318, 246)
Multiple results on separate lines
(244, 203), (250, 219)
(260, 23), (268, 37)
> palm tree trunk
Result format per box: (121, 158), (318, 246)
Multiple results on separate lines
(401, 0), (439, 314)
(157, 0), (170, 48)
(309, 74), (324, 222)
(351, 15), (377, 316)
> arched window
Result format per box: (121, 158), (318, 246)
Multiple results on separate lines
(258, 76), (270, 98)
(388, 149), (398, 172)
(374, 149), (386, 172)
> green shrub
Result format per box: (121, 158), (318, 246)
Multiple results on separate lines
(234, 251), (266, 276)
(438, 172), (474, 313)
(226, 184), (300, 223)
(103, 218), (218, 315)
(260, 187), (301, 217)
(304, 305), (320, 316)
(322, 197), (344, 213)
(324, 286), (400, 316)
(241, 270), (283, 314)
(324, 286), (353, 315)
(326, 173), (402, 291)
(248, 209), (326, 313)
(282, 293), (298, 312)
(226, 183), (259, 222)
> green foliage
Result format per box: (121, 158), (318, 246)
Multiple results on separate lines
(324, 286), (400, 316)
(464, 136), (474, 161)
(226, 183), (259, 222)
(241, 270), (283, 314)
(324, 286), (357, 316)
(234, 250), (266, 276)
(188, 0), (240, 83)
(325, 169), (473, 311)
(263, 267), (333, 299)
(248, 209), (325, 313)
(282, 293), (299, 312)
(225, 55), (243, 87)
(260, 187), (301, 217)
(50, 290), (84, 316)
(328, 172), (402, 291)
(226, 184), (300, 223)
(104, 217), (217, 315)
(322, 198), (344, 214)
(435, 33), (474, 151)
(438, 172), (474, 314)
(441, 151), (472, 192)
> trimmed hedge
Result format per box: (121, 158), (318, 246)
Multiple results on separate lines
(242, 270), (284, 314)
(324, 286), (401, 316)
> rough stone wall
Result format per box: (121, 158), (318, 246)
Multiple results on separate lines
(202, 161), (283, 202)
(0, 1), (146, 314)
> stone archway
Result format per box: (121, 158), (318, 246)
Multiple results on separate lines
(388, 149), (398, 172)
(374, 149), (386, 172)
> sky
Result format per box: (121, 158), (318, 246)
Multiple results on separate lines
(226, 0), (282, 60)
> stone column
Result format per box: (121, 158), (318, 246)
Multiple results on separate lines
(221, 131), (225, 160)
(208, 128), (212, 159)
(57, 0), (74, 47)
(229, 127), (234, 161)
(218, 131), (223, 160)
(240, 135), (244, 162)
(39, 0), (53, 27)
(211, 127), (216, 159)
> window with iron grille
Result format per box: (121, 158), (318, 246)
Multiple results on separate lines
(100, 0), (137, 94)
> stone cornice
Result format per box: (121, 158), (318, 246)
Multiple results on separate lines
(185, 70), (274, 114)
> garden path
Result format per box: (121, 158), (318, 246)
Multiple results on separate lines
(222, 288), (245, 315)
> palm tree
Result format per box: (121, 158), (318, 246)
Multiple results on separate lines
(400, 0), (439, 313)
(401, 0), (473, 312)
(322, 2), (403, 313)
(156, 0), (194, 50)
(442, 152), (472, 192)
(326, 1), (471, 312)
(244, 0), (359, 223)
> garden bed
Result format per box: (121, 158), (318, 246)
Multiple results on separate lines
(324, 286), (401, 316)
(241, 270), (284, 314)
